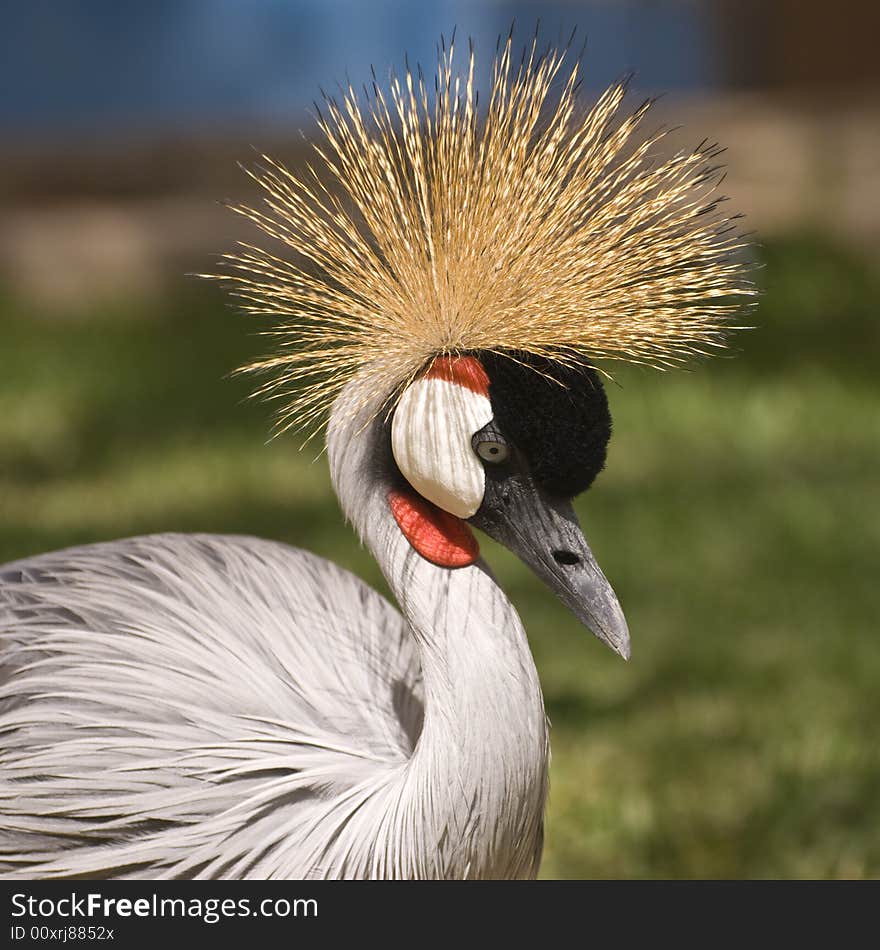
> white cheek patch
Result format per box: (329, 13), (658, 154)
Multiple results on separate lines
(391, 377), (493, 519)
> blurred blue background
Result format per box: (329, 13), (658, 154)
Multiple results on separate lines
(3, 0), (718, 135)
(6, 0), (877, 137)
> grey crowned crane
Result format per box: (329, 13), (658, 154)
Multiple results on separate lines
(0, 36), (754, 879)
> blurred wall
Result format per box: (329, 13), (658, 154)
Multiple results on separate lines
(713, 0), (880, 92)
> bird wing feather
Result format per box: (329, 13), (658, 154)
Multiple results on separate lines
(0, 533), (423, 878)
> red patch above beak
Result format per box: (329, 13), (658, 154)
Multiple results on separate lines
(424, 355), (490, 396)
(389, 489), (480, 568)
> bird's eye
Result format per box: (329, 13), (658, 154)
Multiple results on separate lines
(475, 440), (509, 464)
(471, 420), (509, 465)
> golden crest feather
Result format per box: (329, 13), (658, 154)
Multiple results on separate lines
(210, 33), (757, 438)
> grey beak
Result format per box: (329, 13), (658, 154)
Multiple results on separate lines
(469, 476), (630, 660)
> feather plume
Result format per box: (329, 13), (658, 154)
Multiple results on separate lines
(210, 33), (757, 438)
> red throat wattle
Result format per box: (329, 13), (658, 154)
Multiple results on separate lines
(388, 490), (480, 568)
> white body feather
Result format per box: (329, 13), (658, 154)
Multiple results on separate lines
(0, 377), (548, 879)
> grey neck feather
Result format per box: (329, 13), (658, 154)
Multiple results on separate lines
(327, 376), (549, 879)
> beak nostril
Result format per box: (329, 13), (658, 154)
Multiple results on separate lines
(552, 549), (580, 566)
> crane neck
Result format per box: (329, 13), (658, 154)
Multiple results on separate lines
(326, 378), (549, 878)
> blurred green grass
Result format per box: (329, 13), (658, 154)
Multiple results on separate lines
(1, 235), (879, 878)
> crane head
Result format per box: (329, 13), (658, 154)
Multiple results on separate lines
(209, 34), (755, 662)
(390, 352), (629, 660)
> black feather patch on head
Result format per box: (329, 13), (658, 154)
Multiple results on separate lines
(478, 351), (612, 498)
